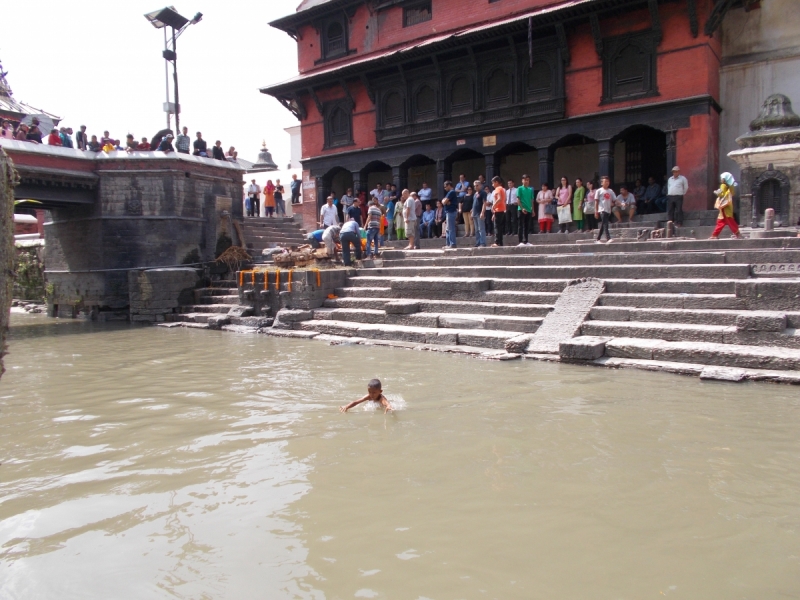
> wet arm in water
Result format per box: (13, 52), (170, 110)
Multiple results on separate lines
(340, 395), (370, 412)
(379, 395), (394, 414)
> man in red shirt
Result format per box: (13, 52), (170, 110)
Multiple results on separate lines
(491, 176), (507, 247)
(47, 128), (62, 146)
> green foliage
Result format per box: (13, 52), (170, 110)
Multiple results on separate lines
(13, 247), (45, 302)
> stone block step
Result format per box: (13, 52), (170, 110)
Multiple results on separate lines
(358, 264), (752, 280)
(297, 319), (520, 349)
(196, 295), (239, 305)
(381, 251), (731, 268)
(179, 304), (232, 314)
(597, 293), (744, 309)
(172, 312), (220, 324)
(582, 320), (735, 343)
(594, 356), (800, 384)
(323, 296), (552, 318)
(589, 306), (793, 327)
(334, 286), (394, 298)
(602, 279), (736, 294)
(603, 337), (800, 371)
(196, 287), (239, 297)
(313, 307), (543, 333)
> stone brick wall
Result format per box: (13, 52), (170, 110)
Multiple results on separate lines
(237, 268), (349, 317)
(128, 268), (199, 323)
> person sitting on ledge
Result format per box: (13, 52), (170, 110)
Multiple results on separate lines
(613, 185), (637, 222)
(340, 379), (393, 413)
(157, 134), (175, 153)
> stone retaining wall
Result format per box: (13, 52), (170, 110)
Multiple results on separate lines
(128, 268), (199, 323)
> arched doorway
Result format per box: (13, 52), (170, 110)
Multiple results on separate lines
(497, 142), (539, 188)
(752, 169), (791, 226)
(612, 125), (666, 190)
(320, 167), (354, 220)
(361, 160), (392, 196)
(402, 154), (436, 197)
(445, 148), (484, 187)
(552, 134), (599, 187)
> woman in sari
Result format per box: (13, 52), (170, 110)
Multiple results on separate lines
(264, 180), (276, 217)
(394, 188), (407, 240)
(572, 178), (585, 232)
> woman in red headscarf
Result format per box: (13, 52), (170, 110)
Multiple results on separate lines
(264, 180), (276, 217)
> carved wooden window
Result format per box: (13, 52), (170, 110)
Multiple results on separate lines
(326, 22), (344, 54)
(414, 85), (436, 119)
(324, 101), (353, 148)
(450, 77), (472, 112)
(602, 32), (658, 103)
(318, 15), (350, 63)
(404, 1), (432, 27)
(486, 69), (510, 103)
(383, 91), (404, 125)
(527, 60), (553, 99)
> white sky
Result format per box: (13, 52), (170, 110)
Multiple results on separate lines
(1, 0), (302, 166)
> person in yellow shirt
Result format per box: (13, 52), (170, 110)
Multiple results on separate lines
(710, 173), (743, 240)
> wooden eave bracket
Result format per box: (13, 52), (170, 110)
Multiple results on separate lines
(339, 78), (355, 109)
(359, 73), (376, 104)
(307, 87), (324, 115)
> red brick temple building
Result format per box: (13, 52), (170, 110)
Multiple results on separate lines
(262, 0), (765, 225)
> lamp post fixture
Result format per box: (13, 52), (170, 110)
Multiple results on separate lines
(144, 6), (202, 131)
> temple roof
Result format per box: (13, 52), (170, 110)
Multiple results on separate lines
(0, 61), (60, 123)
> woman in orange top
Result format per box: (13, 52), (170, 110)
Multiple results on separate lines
(264, 180), (276, 217)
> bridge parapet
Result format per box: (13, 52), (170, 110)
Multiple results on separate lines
(1, 139), (246, 317)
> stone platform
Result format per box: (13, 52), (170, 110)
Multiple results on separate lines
(219, 234), (800, 384)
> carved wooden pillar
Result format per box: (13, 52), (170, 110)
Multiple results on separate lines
(485, 153), (499, 182)
(665, 130), (677, 174)
(350, 171), (363, 196)
(598, 140), (615, 187)
(538, 147), (554, 188)
(436, 159), (447, 200)
(392, 165), (406, 194)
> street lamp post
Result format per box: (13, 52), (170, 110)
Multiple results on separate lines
(144, 7), (202, 132)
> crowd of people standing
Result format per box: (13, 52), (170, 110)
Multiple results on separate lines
(245, 175), (302, 218)
(1, 117), (239, 163)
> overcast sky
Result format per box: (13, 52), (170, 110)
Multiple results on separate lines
(1, 0), (301, 165)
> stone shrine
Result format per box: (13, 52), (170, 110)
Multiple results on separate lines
(729, 94), (800, 229)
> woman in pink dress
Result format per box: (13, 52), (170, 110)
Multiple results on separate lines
(556, 176), (573, 233)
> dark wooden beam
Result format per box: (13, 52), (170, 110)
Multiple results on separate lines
(555, 22), (570, 65)
(590, 14), (603, 57)
(687, 0), (698, 37)
(359, 73), (375, 104)
(339, 78), (355, 108)
(648, 0), (662, 44)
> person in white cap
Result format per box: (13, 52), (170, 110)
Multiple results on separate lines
(666, 166), (688, 226)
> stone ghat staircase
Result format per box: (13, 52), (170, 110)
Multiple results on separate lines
(282, 237), (800, 383)
(162, 279), (270, 331)
(241, 217), (308, 257)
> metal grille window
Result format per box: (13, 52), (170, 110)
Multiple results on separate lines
(487, 69), (510, 102)
(625, 139), (643, 183)
(404, 2), (432, 27)
(527, 61), (552, 98)
(326, 22), (344, 54)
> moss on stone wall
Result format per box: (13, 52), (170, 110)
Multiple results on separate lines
(13, 245), (45, 302)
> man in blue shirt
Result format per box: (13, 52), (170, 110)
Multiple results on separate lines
(442, 181), (459, 248)
(347, 197), (363, 226)
(385, 197), (395, 241)
(421, 203), (435, 238)
(339, 219), (362, 266)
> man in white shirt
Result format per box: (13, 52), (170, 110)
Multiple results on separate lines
(370, 183), (387, 206)
(319, 196), (339, 228)
(506, 178), (519, 237)
(247, 179), (261, 217)
(596, 176), (616, 243)
(403, 191), (419, 250)
(418, 182), (432, 203)
(613, 185), (636, 222)
(666, 165), (689, 226)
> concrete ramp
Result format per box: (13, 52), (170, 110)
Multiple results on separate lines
(526, 278), (606, 354)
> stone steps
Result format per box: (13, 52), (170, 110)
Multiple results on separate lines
(589, 306), (794, 327)
(358, 264), (752, 280)
(180, 304), (233, 314)
(313, 307), (544, 333)
(195, 295), (239, 305)
(323, 296), (553, 318)
(297, 319), (521, 350)
(602, 337), (800, 371)
(597, 293), (744, 309)
(583, 320), (800, 348)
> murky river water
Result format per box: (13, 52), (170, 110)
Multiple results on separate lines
(2, 313), (800, 599)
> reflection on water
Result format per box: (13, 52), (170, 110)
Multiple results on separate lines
(2, 312), (800, 598)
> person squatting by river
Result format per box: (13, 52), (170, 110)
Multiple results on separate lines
(340, 379), (393, 413)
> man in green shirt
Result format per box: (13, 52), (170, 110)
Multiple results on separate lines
(516, 174), (534, 245)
